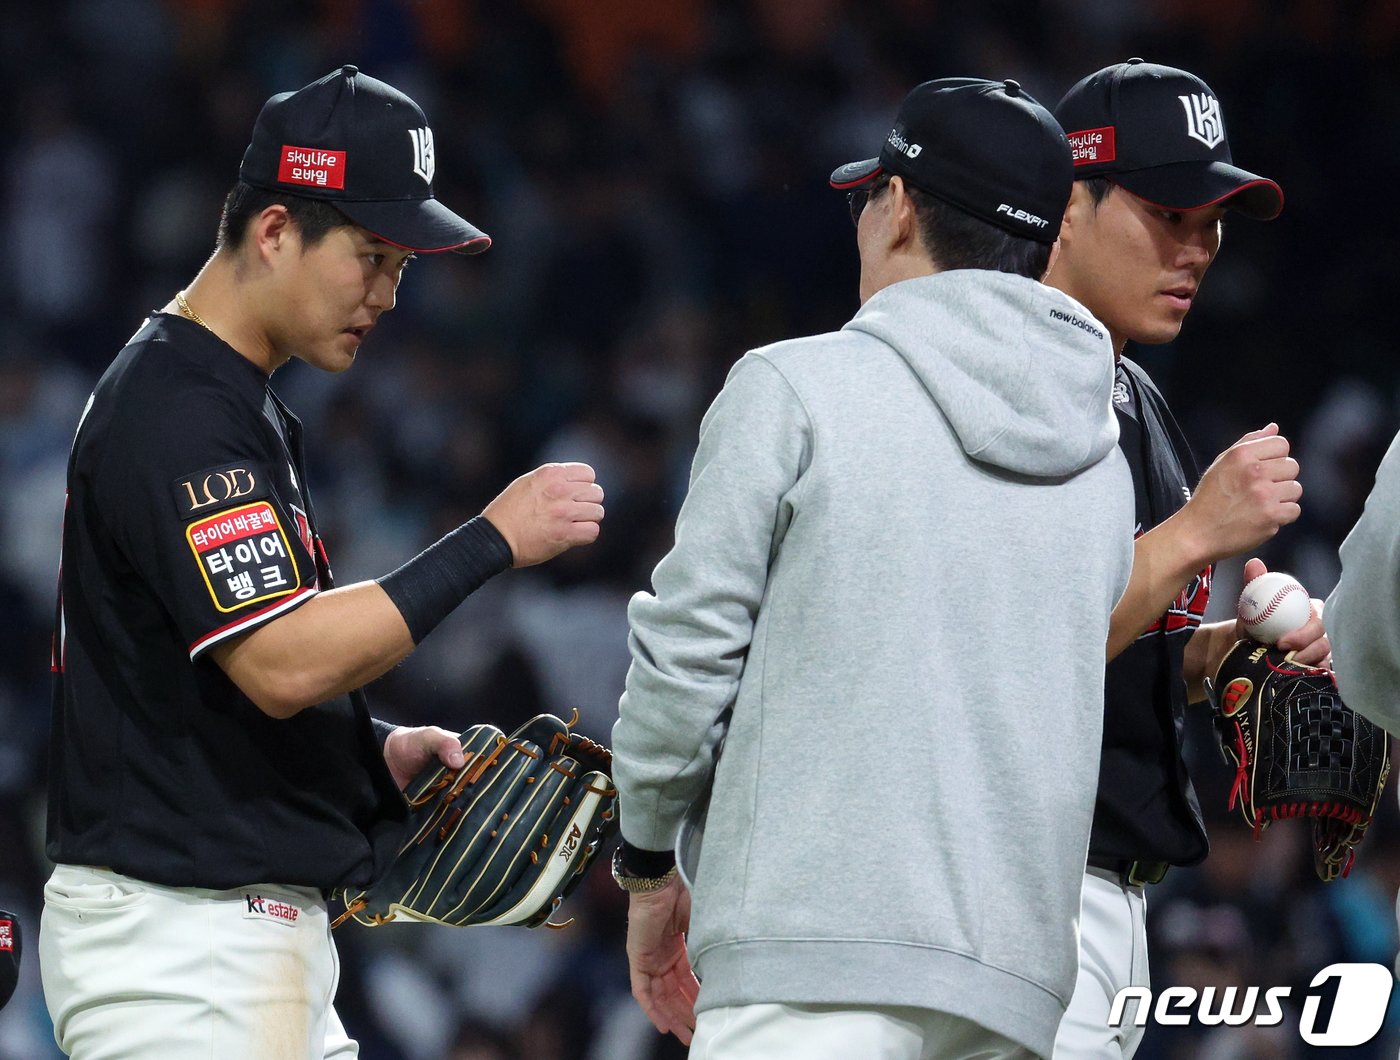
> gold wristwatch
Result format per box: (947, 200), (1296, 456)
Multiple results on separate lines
(611, 845), (678, 894)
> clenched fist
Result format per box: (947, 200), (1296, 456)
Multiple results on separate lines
(482, 462), (604, 567)
(1180, 424), (1301, 560)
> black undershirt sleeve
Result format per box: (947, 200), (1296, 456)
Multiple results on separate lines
(619, 838), (678, 876)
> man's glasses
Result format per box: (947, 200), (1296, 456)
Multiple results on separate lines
(846, 177), (891, 227)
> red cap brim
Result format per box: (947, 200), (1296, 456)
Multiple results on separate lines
(336, 196), (492, 254)
(1109, 161), (1283, 220)
(829, 158), (884, 189)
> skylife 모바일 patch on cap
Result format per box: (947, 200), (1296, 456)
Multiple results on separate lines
(240, 65), (492, 254)
(1054, 59), (1283, 220)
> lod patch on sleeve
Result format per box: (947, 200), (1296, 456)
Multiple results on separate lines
(186, 501), (301, 613)
(172, 463), (267, 518)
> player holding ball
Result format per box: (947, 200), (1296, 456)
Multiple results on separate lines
(1235, 570), (1314, 647)
(1209, 572), (1388, 887)
(1043, 60), (1332, 1058)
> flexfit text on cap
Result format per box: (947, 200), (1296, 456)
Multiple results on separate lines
(240, 65), (491, 254)
(1055, 59), (1282, 220)
(830, 78), (1073, 243)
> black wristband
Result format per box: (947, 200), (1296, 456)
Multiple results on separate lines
(377, 516), (513, 644)
(619, 838), (677, 878)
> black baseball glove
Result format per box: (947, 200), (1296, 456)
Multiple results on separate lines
(335, 712), (618, 929)
(1207, 639), (1391, 882)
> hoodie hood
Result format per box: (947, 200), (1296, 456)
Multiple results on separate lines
(844, 271), (1117, 477)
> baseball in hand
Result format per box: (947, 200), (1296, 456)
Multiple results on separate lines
(1237, 572), (1311, 645)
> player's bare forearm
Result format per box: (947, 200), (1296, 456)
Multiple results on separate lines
(1182, 561), (1328, 704)
(1106, 510), (1211, 661)
(1182, 619), (1240, 703)
(210, 582), (414, 717)
(1109, 424), (1303, 663)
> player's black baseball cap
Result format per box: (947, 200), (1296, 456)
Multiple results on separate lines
(830, 78), (1073, 243)
(240, 65), (491, 254)
(1055, 59), (1283, 220)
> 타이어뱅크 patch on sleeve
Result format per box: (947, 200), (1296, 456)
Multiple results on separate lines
(186, 501), (301, 613)
(163, 463), (317, 659)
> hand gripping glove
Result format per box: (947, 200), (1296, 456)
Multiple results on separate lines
(1207, 640), (1391, 882)
(335, 712), (618, 928)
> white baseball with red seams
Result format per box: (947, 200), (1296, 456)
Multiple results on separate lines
(1237, 572), (1311, 645)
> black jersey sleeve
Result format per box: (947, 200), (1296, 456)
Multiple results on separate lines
(89, 367), (317, 660)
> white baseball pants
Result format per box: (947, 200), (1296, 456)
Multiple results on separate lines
(39, 864), (356, 1059)
(690, 1001), (1038, 1059)
(1052, 868), (1150, 1058)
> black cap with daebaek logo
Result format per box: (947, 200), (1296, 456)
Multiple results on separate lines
(830, 77), (1074, 243)
(1054, 59), (1282, 220)
(239, 65), (491, 254)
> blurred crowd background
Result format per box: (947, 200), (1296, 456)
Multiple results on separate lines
(2, 0), (1399, 1057)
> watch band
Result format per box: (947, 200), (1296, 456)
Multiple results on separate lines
(611, 845), (678, 893)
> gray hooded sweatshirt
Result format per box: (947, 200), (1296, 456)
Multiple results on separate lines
(1327, 431), (1400, 980)
(1327, 430), (1400, 738)
(613, 270), (1134, 1057)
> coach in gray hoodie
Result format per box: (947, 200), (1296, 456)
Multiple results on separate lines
(1326, 430), (1400, 988)
(1327, 433), (1400, 735)
(611, 79), (1134, 1060)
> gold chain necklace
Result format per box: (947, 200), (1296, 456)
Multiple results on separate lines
(175, 290), (213, 332)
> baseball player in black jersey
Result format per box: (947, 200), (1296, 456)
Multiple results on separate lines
(40, 66), (604, 1059)
(1043, 61), (1330, 1058)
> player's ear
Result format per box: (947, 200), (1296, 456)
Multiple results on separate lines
(250, 205), (295, 267)
(887, 176), (920, 252)
(1057, 181), (1095, 248)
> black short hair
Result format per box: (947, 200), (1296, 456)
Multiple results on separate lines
(1080, 176), (1115, 207)
(216, 182), (350, 252)
(905, 183), (1054, 280)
